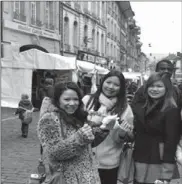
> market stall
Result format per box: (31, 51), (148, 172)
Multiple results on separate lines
(1, 49), (76, 108)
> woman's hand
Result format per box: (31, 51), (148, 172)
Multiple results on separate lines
(100, 115), (118, 130)
(80, 124), (95, 141)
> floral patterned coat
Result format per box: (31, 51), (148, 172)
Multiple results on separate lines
(37, 97), (108, 184)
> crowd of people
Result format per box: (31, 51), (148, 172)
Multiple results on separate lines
(15, 59), (182, 184)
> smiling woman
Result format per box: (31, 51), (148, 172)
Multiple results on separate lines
(37, 81), (113, 184)
(131, 72), (181, 184)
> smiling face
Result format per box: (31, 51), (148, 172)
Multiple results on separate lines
(59, 89), (79, 114)
(102, 76), (121, 97)
(147, 80), (166, 99)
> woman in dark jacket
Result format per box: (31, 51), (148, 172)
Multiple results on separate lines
(131, 73), (181, 184)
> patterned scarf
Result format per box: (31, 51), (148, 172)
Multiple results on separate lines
(98, 93), (117, 115)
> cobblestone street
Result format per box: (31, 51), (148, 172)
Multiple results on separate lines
(1, 107), (41, 184)
(1, 107), (181, 184)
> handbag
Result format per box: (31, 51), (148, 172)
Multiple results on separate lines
(117, 142), (134, 184)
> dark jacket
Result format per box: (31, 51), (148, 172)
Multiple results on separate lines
(15, 99), (33, 120)
(132, 99), (181, 165)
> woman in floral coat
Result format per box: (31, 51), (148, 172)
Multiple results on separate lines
(37, 82), (113, 184)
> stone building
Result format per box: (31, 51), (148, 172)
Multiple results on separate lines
(1, 1), (60, 57)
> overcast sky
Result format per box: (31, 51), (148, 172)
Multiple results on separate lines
(130, 2), (182, 57)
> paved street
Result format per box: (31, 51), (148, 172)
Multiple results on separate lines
(1, 107), (182, 184)
(1, 107), (41, 184)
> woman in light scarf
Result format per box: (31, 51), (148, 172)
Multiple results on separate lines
(82, 70), (134, 184)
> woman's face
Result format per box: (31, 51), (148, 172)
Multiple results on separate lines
(147, 80), (166, 99)
(59, 89), (79, 114)
(102, 76), (121, 97)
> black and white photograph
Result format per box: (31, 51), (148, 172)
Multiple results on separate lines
(1, 1), (182, 184)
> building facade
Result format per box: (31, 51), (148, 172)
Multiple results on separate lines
(1, 1), (144, 72)
(1, 1), (60, 58)
(62, 1), (107, 66)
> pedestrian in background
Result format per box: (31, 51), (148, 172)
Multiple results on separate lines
(15, 93), (33, 138)
(131, 73), (181, 184)
(82, 70), (134, 184)
(37, 82), (115, 184)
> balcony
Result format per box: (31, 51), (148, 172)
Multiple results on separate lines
(74, 2), (81, 12)
(128, 18), (135, 29)
(13, 11), (26, 22)
(64, 44), (70, 52)
(31, 18), (36, 25)
(73, 45), (79, 53)
(49, 24), (55, 30)
(36, 20), (42, 27)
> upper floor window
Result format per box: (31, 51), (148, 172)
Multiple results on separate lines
(13, 1), (26, 22)
(30, 2), (41, 26)
(97, 2), (100, 18)
(73, 21), (78, 47)
(45, 2), (55, 30)
(83, 2), (88, 10)
(92, 29), (95, 49)
(101, 34), (104, 54)
(102, 2), (105, 20)
(64, 17), (69, 45)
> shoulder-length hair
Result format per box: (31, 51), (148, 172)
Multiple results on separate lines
(52, 81), (87, 124)
(86, 70), (127, 116)
(144, 72), (177, 111)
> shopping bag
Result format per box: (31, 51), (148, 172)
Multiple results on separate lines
(117, 143), (134, 184)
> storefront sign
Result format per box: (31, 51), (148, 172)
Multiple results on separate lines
(4, 20), (60, 40)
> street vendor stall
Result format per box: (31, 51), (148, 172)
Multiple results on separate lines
(1, 48), (76, 108)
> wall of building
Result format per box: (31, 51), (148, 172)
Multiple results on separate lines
(2, 1), (60, 58)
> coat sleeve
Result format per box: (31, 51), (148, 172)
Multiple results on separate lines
(91, 127), (109, 148)
(160, 108), (181, 180)
(37, 113), (92, 161)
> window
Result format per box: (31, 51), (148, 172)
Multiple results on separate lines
(73, 21), (78, 47)
(64, 17), (69, 45)
(13, 1), (26, 22)
(107, 42), (109, 56)
(111, 20), (113, 34)
(101, 34), (104, 54)
(92, 29), (95, 49)
(111, 44), (113, 57)
(102, 2), (105, 20)
(45, 2), (55, 30)
(97, 32), (99, 51)
(31, 2), (40, 26)
(83, 2), (88, 10)
(97, 2), (100, 18)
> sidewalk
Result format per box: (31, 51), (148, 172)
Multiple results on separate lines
(1, 107), (41, 184)
(1, 107), (181, 184)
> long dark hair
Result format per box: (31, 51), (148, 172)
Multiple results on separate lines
(144, 72), (177, 112)
(53, 82), (88, 128)
(86, 70), (127, 116)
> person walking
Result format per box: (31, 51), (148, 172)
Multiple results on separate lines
(37, 82), (115, 184)
(131, 73), (181, 184)
(82, 70), (134, 184)
(15, 93), (33, 138)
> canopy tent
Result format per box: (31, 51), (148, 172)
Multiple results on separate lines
(1, 49), (76, 108)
